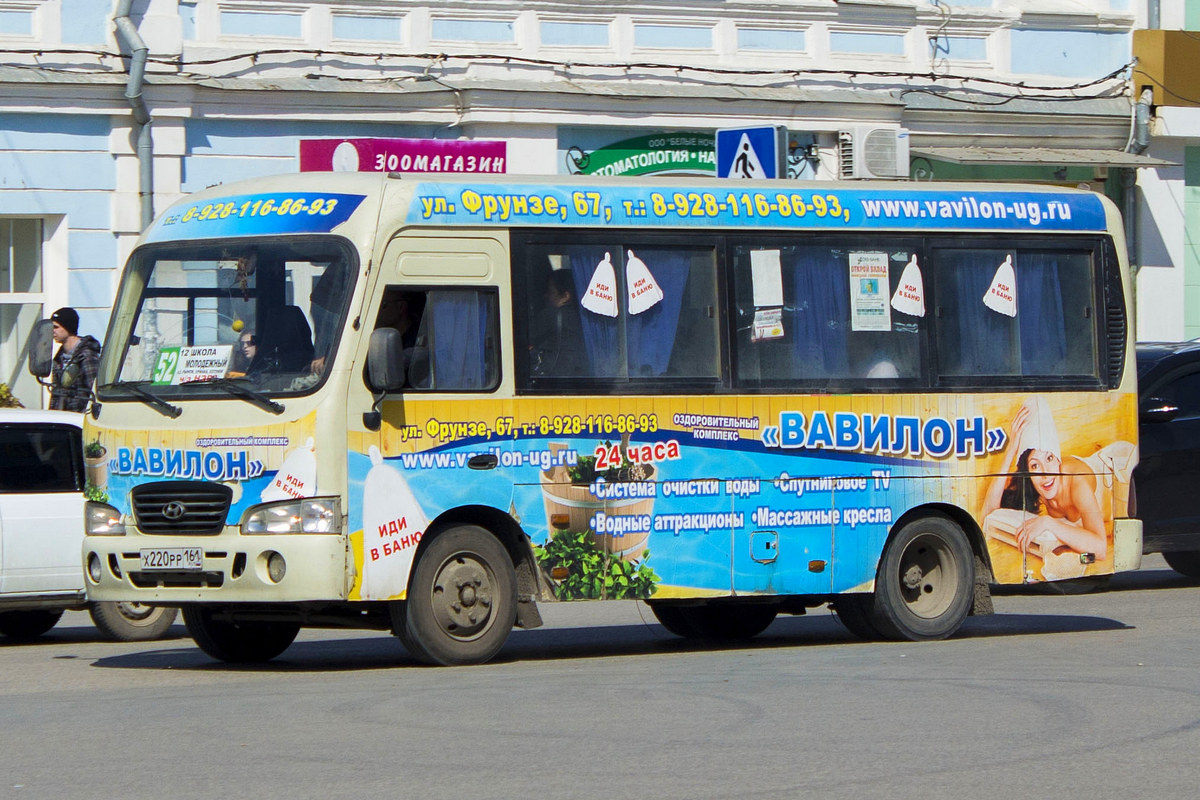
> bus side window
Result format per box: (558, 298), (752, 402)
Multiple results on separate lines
(370, 288), (498, 392)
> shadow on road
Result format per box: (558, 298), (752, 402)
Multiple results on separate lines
(994, 565), (1200, 597)
(82, 605), (1131, 673)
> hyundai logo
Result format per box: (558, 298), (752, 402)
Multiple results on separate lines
(162, 501), (187, 520)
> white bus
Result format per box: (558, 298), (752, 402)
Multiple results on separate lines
(78, 172), (1140, 664)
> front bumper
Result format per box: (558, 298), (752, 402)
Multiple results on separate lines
(84, 531), (350, 604)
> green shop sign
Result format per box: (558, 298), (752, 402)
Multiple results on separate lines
(568, 132), (716, 177)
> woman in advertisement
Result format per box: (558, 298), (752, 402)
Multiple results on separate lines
(981, 396), (1109, 561)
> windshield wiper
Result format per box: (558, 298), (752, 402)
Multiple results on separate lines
(100, 381), (182, 418)
(203, 378), (286, 415)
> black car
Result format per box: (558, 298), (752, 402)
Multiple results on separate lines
(1134, 341), (1200, 577)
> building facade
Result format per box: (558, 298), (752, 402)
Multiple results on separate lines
(1132, 0), (1200, 340)
(0, 0), (1157, 407)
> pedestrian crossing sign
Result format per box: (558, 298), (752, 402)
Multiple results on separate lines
(715, 125), (787, 180)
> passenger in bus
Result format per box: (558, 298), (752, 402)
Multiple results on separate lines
(530, 269), (585, 377)
(375, 289), (428, 386)
(981, 397), (1109, 560)
(226, 330), (256, 378)
(309, 263), (350, 374)
(247, 306), (314, 375)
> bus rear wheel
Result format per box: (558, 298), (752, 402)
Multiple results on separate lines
(871, 513), (974, 641)
(391, 525), (516, 666)
(183, 607), (300, 663)
(647, 603), (698, 637)
(650, 602), (778, 640)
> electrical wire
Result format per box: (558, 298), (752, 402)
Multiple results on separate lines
(0, 46), (1132, 101)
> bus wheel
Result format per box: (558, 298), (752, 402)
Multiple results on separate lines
(677, 603), (778, 640)
(0, 609), (64, 640)
(392, 525), (517, 666)
(182, 607), (300, 663)
(647, 603), (699, 637)
(832, 595), (884, 641)
(872, 514), (974, 641)
(89, 602), (178, 641)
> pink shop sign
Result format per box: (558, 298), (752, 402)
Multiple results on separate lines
(299, 138), (507, 174)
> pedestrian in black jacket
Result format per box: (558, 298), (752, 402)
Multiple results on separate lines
(48, 307), (101, 412)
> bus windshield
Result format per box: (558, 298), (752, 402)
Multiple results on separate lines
(99, 237), (356, 398)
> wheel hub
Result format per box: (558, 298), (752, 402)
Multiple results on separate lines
(902, 565), (924, 589)
(431, 555), (495, 640)
(899, 536), (957, 617)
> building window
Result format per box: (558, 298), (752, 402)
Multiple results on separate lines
(541, 21), (609, 48)
(333, 13), (402, 43)
(0, 218), (46, 407)
(220, 8), (303, 38)
(830, 31), (906, 56)
(0, 8), (33, 36)
(431, 18), (514, 44)
(738, 28), (806, 52)
(633, 24), (712, 50)
(930, 36), (987, 62)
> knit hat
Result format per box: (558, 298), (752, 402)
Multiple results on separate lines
(51, 307), (79, 336)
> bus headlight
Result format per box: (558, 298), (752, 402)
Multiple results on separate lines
(241, 497), (342, 534)
(86, 502), (126, 536)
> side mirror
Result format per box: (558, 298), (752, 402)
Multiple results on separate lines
(27, 318), (54, 379)
(367, 327), (405, 392)
(1139, 396), (1180, 423)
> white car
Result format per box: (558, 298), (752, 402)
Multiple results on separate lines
(0, 408), (177, 641)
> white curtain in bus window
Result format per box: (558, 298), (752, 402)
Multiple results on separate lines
(528, 244), (718, 382)
(934, 249), (1096, 378)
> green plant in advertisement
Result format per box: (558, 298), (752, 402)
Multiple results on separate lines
(534, 529), (659, 601)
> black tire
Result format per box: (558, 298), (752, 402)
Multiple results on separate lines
(89, 602), (178, 642)
(832, 594), (884, 640)
(182, 607), (300, 663)
(647, 603), (700, 637)
(871, 514), (974, 641)
(1038, 574), (1112, 595)
(390, 525), (517, 666)
(676, 603), (779, 640)
(1163, 550), (1200, 579)
(0, 609), (64, 640)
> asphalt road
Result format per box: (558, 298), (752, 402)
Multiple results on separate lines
(2, 554), (1199, 800)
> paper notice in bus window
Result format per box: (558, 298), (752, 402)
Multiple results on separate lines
(752, 307), (785, 341)
(750, 249), (784, 308)
(849, 252), (891, 332)
(152, 345), (233, 385)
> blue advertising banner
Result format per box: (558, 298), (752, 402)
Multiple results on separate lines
(144, 192), (366, 243)
(406, 183), (1110, 232)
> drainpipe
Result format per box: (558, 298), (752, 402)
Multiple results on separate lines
(1123, 88), (1154, 285)
(1148, 0), (1160, 30)
(114, 0), (153, 231)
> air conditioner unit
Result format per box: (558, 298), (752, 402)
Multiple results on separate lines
(838, 126), (910, 179)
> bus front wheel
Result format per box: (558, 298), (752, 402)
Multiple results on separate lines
(871, 514), (974, 641)
(391, 525), (517, 666)
(182, 607), (300, 663)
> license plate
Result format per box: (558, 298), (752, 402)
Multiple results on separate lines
(140, 548), (203, 571)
